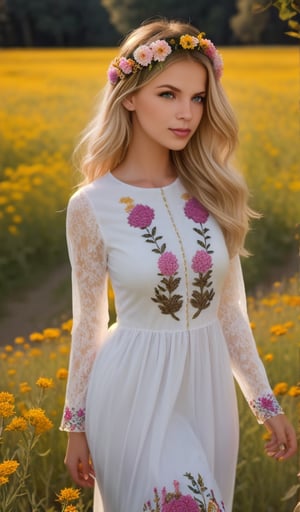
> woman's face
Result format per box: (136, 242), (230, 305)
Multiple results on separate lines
(123, 58), (207, 152)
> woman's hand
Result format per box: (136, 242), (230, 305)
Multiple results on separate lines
(264, 414), (298, 460)
(64, 431), (95, 487)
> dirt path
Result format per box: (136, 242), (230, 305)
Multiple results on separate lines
(0, 263), (72, 346)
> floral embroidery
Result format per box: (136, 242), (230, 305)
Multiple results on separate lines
(121, 199), (183, 320)
(143, 473), (226, 511)
(62, 406), (85, 431)
(184, 197), (215, 318)
(249, 393), (284, 423)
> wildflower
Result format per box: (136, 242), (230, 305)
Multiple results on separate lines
(288, 386), (300, 397)
(4, 345), (13, 352)
(56, 487), (81, 503)
(0, 402), (15, 418)
(8, 225), (18, 235)
(29, 332), (44, 342)
(269, 324), (288, 336)
(118, 57), (134, 75)
(264, 353), (274, 362)
(0, 476), (9, 485)
(56, 368), (68, 380)
(19, 382), (32, 393)
(25, 408), (54, 434)
(5, 416), (27, 432)
(29, 348), (42, 357)
(250, 321), (256, 330)
(43, 327), (61, 339)
(36, 377), (54, 389)
(7, 369), (16, 376)
(273, 382), (288, 396)
(61, 319), (73, 332)
(14, 336), (25, 345)
(0, 460), (20, 477)
(65, 506), (79, 512)
(0, 392), (15, 404)
(107, 64), (119, 85)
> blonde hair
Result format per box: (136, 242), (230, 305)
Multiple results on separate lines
(74, 18), (258, 257)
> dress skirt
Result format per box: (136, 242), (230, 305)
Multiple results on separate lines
(86, 320), (239, 512)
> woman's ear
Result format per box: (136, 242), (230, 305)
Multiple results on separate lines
(122, 95), (136, 111)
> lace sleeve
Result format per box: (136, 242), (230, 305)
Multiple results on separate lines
(218, 255), (284, 424)
(60, 191), (109, 432)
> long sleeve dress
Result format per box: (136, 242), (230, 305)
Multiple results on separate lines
(60, 172), (283, 512)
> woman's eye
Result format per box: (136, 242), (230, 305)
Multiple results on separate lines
(159, 91), (175, 99)
(193, 95), (205, 103)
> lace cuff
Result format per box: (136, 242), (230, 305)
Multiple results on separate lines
(249, 393), (284, 424)
(61, 406), (86, 431)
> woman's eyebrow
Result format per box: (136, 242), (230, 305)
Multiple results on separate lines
(155, 84), (206, 94)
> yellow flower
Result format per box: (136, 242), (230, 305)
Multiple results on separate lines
(43, 327), (61, 339)
(7, 369), (16, 376)
(0, 402), (16, 417)
(25, 408), (53, 435)
(5, 416), (28, 432)
(56, 368), (68, 380)
(19, 382), (32, 393)
(5, 205), (16, 214)
(61, 319), (73, 332)
(36, 377), (54, 389)
(288, 386), (300, 397)
(180, 34), (197, 49)
(0, 476), (9, 485)
(249, 321), (256, 330)
(12, 214), (22, 224)
(65, 506), (79, 512)
(269, 324), (288, 336)
(59, 345), (70, 355)
(4, 345), (13, 352)
(8, 225), (18, 235)
(14, 336), (25, 345)
(264, 353), (274, 362)
(273, 382), (289, 396)
(0, 392), (15, 404)
(29, 348), (42, 357)
(56, 487), (81, 503)
(0, 460), (20, 477)
(29, 332), (44, 342)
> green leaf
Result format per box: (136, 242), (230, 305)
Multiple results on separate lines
(281, 484), (300, 500)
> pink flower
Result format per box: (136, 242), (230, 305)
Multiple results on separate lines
(133, 45), (153, 66)
(128, 204), (155, 228)
(118, 57), (133, 75)
(191, 250), (212, 273)
(162, 495), (199, 512)
(107, 65), (119, 84)
(258, 395), (277, 412)
(64, 407), (72, 421)
(184, 198), (209, 224)
(158, 252), (179, 276)
(150, 40), (172, 62)
(77, 408), (85, 417)
(213, 53), (224, 80)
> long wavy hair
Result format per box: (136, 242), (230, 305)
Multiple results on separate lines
(74, 18), (258, 257)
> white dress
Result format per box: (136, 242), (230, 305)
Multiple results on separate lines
(60, 172), (283, 512)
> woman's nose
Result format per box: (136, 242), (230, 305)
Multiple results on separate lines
(175, 101), (192, 120)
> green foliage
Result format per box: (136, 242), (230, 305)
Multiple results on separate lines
(253, 0), (300, 37)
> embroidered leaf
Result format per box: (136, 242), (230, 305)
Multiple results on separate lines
(197, 240), (207, 249)
(152, 248), (161, 254)
(160, 243), (166, 253)
(193, 228), (204, 236)
(142, 233), (152, 238)
(151, 226), (156, 236)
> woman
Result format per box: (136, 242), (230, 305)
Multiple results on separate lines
(60, 18), (297, 512)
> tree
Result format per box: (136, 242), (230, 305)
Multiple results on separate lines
(230, 0), (269, 42)
(100, 0), (237, 44)
(253, 0), (300, 38)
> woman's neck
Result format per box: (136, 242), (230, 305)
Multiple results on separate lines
(112, 139), (177, 188)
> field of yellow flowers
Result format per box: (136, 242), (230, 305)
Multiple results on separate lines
(0, 47), (299, 296)
(0, 278), (299, 511)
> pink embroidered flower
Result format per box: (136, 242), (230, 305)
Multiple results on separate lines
(133, 45), (153, 66)
(118, 57), (134, 74)
(162, 495), (199, 512)
(184, 198), (209, 224)
(64, 407), (72, 421)
(107, 65), (119, 85)
(77, 408), (85, 417)
(158, 252), (179, 276)
(150, 40), (172, 62)
(257, 394), (278, 412)
(191, 250), (212, 274)
(128, 204), (155, 228)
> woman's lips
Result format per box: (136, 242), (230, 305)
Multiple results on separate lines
(169, 128), (191, 137)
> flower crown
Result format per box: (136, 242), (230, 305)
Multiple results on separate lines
(107, 33), (223, 86)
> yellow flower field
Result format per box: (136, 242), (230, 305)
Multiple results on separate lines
(0, 276), (299, 511)
(0, 47), (299, 294)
